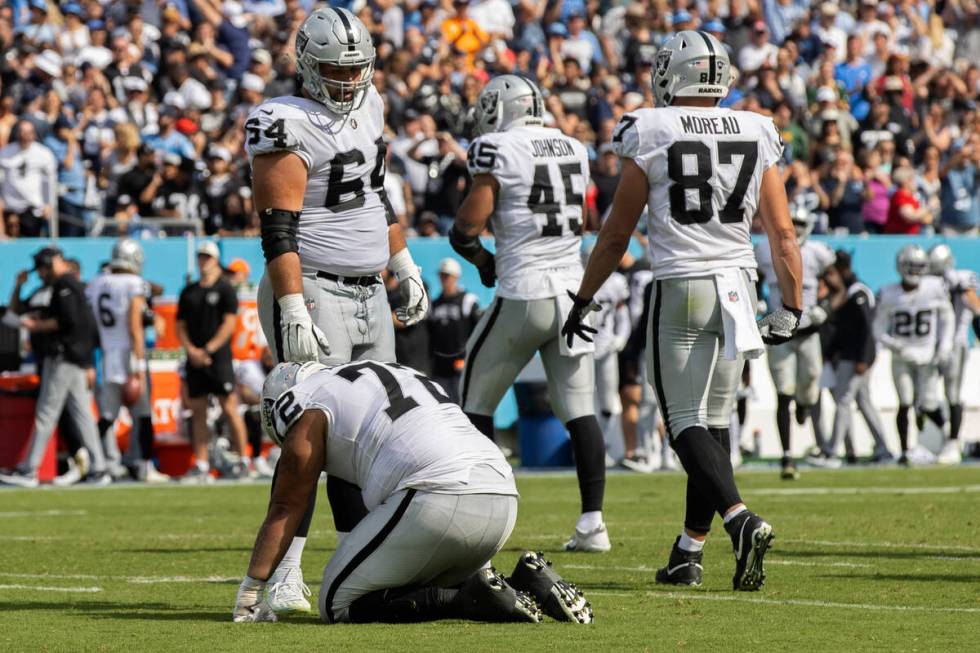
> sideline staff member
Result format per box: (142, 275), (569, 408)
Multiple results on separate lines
(176, 241), (249, 482)
(0, 247), (107, 487)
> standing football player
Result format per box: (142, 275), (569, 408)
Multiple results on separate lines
(874, 245), (953, 465)
(563, 31), (803, 590)
(927, 244), (979, 463)
(245, 7), (428, 615)
(754, 203), (835, 478)
(450, 75), (610, 552)
(85, 239), (169, 483)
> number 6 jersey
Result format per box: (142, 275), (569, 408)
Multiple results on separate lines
(611, 107), (783, 279)
(467, 124), (590, 300)
(245, 87), (392, 277)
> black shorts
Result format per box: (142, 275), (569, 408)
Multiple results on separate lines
(185, 355), (235, 398)
(618, 349), (641, 388)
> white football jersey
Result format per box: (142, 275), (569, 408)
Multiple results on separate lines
(271, 362), (517, 510)
(593, 271), (630, 359)
(467, 124), (590, 300)
(943, 269), (979, 346)
(245, 87), (391, 276)
(755, 239), (834, 310)
(86, 272), (145, 384)
(875, 276), (953, 364)
(612, 106), (783, 279)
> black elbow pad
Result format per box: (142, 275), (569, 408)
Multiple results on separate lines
(449, 224), (484, 261)
(260, 208), (301, 263)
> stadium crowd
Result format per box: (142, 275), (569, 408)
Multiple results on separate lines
(2, 0), (980, 238)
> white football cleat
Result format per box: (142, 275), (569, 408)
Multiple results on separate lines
(138, 461), (171, 483)
(266, 565), (312, 615)
(562, 524), (611, 553)
(937, 440), (962, 465)
(53, 457), (83, 487)
(252, 456), (275, 479)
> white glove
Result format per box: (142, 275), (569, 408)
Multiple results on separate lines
(390, 249), (428, 326)
(799, 305), (828, 330)
(277, 293), (330, 362)
(758, 305), (802, 345)
(233, 576), (277, 623)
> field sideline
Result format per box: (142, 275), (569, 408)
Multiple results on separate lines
(1, 466), (978, 652)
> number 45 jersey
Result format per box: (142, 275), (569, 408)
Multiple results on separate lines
(271, 361), (517, 510)
(467, 125), (590, 300)
(245, 87), (391, 277)
(612, 107), (783, 279)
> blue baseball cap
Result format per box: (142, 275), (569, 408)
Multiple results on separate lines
(63, 3), (83, 16)
(87, 19), (106, 31)
(30, 0), (48, 11)
(547, 23), (568, 37)
(703, 19), (726, 33)
(672, 10), (693, 24)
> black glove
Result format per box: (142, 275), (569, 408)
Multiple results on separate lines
(758, 304), (803, 345)
(561, 290), (600, 348)
(477, 257), (496, 288)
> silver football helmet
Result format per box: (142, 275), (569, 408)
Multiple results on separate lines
(473, 74), (544, 136)
(789, 200), (817, 244)
(260, 361), (327, 446)
(111, 238), (144, 274)
(653, 30), (734, 107)
(896, 244), (928, 286)
(295, 7), (376, 114)
(927, 243), (954, 275)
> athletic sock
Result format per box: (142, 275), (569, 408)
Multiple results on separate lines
(195, 460), (209, 472)
(576, 510), (603, 533)
(723, 505), (748, 524)
(678, 531), (705, 553)
(280, 536), (306, 568)
(465, 412), (495, 441)
(950, 404), (963, 440)
(671, 426), (743, 517)
(925, 409), (945, 430)
(896, 405), (910, 453)
(776, 394), (792, 458)
(566, 415), (606, 514)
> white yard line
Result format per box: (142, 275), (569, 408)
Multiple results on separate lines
(0, 572), (238, 584)
(0, 509), (88, 518)
(563, 560), (871, 573)
(783, 538), (980, 553)
(745, 485), (980, 496)
(0, 584), (101, 593)
(591, 590), (980, 614)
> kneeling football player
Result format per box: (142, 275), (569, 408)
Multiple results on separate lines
(233, 361), (592, 624)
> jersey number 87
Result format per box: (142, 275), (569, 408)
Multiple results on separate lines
(667, 141), (758, 225)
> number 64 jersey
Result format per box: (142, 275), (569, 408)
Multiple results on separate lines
(611, 107), (783, 279)
(244, 87), (391, 277)
(467, 124), (590, 300)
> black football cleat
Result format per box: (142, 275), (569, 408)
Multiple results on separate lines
(725, 512), (774, 591)
(455, 567), (541, 623)
(655, 536), (703, 587)
(780, 457), (800, 480)
(508, 551), (593, 623)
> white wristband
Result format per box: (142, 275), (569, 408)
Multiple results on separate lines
(277, 293), (307, 321)
(389, 248), (416, 281)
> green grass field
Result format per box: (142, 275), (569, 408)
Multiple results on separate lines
(1, 466), (978, 652)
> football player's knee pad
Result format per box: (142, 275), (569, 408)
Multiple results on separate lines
(260, 208), (301, 262)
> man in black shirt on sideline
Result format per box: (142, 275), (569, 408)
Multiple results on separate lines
(823, 251), (892, 464)
(0, 247), (108, 487)
(428, 258), (482, 403)
(176, 241), (249, 483)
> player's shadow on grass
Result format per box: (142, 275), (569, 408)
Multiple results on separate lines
(0, 600), (231, 622)
(774, 549), (980, 561)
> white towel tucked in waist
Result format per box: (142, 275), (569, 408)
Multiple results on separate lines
(715, 269), (764, 361)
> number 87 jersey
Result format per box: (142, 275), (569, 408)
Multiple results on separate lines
(467, 124), (591, 300)
(244, 88), (391, 276)
(611, 106), (783, 279)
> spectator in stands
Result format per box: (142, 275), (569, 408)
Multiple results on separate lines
(939, 136), (980, 236)
(43, 113), (90, 237)
(176, 240), (250, 483)
(0, 246), (107, 488)
(739, 21), (778, 73)
(884, 166), (931, 234)
(442, 0), (489, 69)
(427, 258), (481, 403)
(860, 146), (892, 233)
(0, 120), (57, 238)
(822, 150), (866, 234)
(116, 143), (158, 220)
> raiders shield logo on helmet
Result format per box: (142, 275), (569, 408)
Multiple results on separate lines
(655, 49), (673, 78)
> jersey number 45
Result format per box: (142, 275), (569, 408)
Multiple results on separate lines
(667, 141), (758, 225)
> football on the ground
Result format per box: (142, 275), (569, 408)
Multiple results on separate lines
(122, 375), (142, 406)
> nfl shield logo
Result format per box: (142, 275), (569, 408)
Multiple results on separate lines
(305, 297), (316, 313)
(728, 291), (739, 303)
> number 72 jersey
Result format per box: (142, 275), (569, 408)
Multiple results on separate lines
(612, 107), (783, 280)
(467, 124), (590, 300)
(245, 87), (391, 277)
